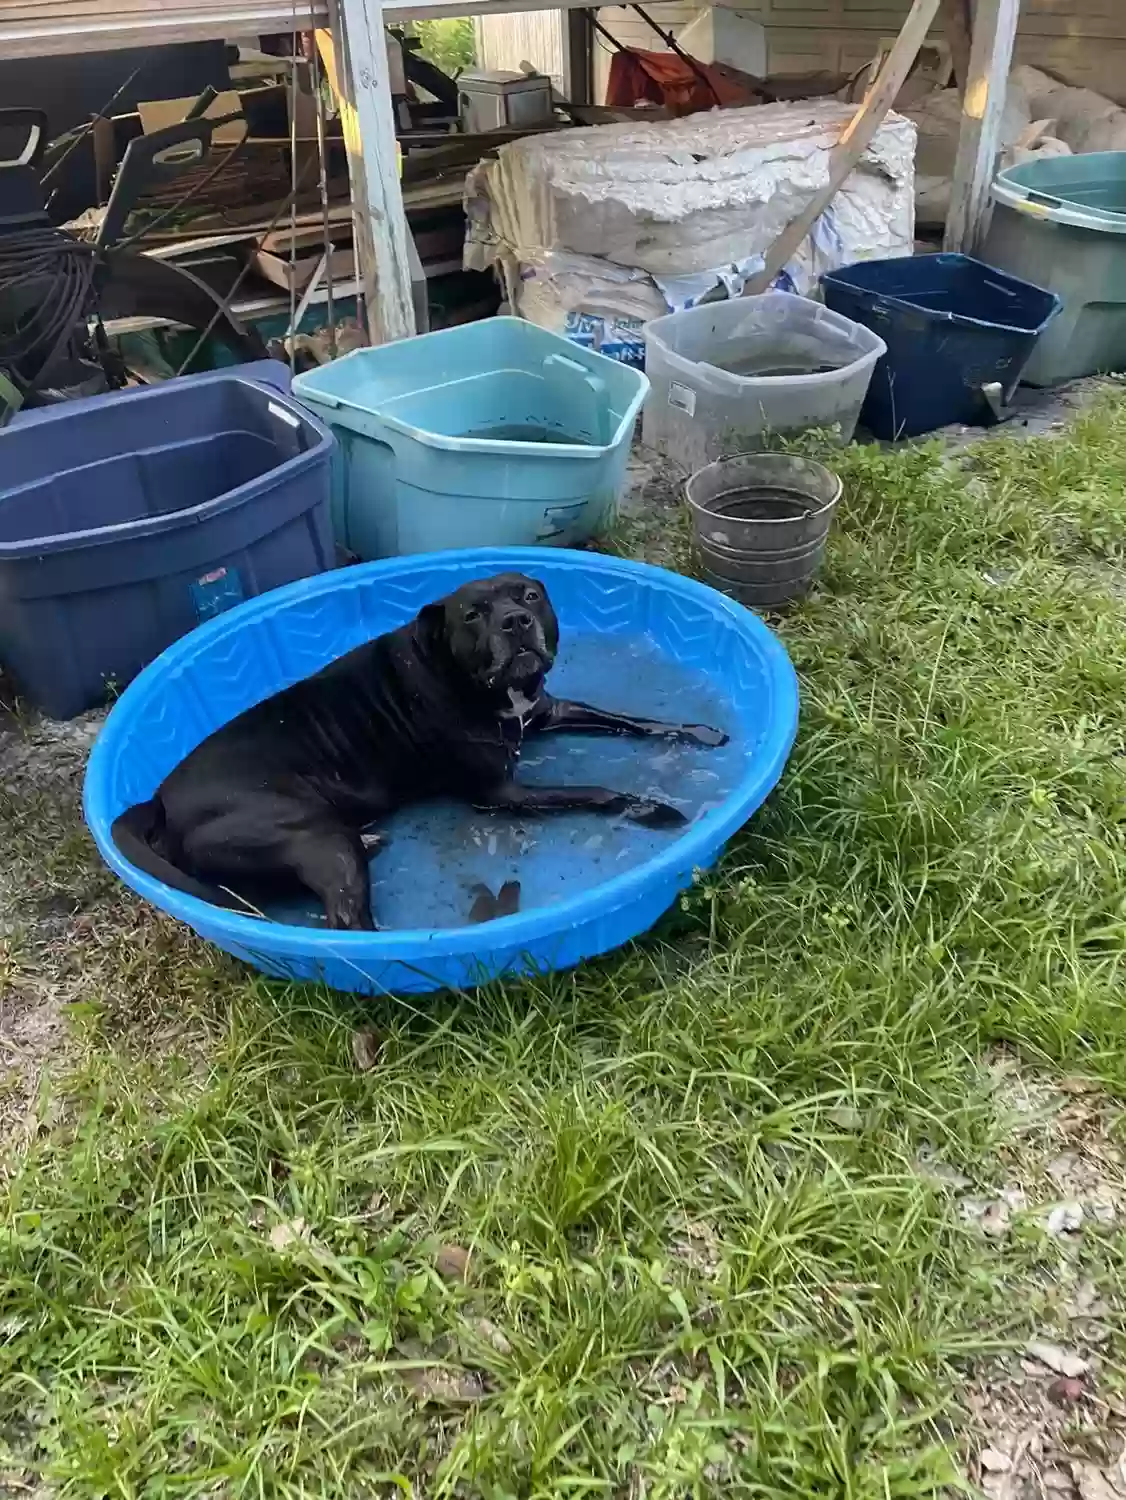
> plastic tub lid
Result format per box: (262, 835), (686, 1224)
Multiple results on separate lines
(992, 151), (1126, 235)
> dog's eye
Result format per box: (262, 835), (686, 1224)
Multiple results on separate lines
(464, 607), (481, 623)
(524, 589), (540, 603)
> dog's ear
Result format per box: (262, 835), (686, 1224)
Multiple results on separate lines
(417, 601), (449, 652)
(530, 579), (559, 655)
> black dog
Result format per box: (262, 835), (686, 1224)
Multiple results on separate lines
(112, 572), (727, 930)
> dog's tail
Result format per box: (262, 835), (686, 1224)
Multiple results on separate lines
(110, 799), (248, 913)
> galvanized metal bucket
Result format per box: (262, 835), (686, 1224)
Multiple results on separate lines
(685, 452), (842, 608)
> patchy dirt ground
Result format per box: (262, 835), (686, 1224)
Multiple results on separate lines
(0, 700), (102, 1153)
(958, 1055), (1126, 1500)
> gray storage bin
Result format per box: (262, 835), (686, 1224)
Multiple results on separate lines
(983, 152), (1126, 386)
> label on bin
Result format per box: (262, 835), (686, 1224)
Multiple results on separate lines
(268, 400), (300, 427)
(191, 565), (246, 622)
(668, 382), (697, 417)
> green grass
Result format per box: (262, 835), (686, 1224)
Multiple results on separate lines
(3, 396), (1126, 1496)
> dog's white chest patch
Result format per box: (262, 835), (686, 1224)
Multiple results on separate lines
(499, 688), (539, 756)
(505, 688), (537, 719)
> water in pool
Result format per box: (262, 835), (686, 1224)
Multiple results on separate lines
(265, 631), (746, 930)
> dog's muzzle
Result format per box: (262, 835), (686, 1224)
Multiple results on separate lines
(487, 644), (548, 688)
(486, 616), (551, 686)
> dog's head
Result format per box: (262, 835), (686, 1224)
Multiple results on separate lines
(421, 573), (559, 699)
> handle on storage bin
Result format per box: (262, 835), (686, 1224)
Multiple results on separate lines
(543, 352), (610, 445)
(266, 394), (312, 458)
(1006, 181), (1126, 225)
(1024, 188), (1064, 210)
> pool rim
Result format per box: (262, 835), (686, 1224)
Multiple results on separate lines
(83, 547), (800, 961)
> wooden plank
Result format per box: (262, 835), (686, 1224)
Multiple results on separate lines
(944, 0), (1022, 253)
(91, 115), (116, 206)
(0, 0), (606, 59)
(318, 16), (414, 343)
(254, 244), (356, 291)
(744, 0), (943, 296)
(0, 6), (328, 57)
(402, 179), (468, 211)
(0, 0), (600, 60)
(262, 210), (353, 253)
(0, 0), (277, 11)
(145, 230), (260, 258)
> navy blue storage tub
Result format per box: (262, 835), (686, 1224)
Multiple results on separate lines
(820, 253), (1062, 439)
(0, 369), (335, 718)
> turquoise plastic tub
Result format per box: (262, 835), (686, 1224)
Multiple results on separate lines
(292, 318), (649, 557)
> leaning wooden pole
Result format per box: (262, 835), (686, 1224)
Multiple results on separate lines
(744, 0), (943, 296)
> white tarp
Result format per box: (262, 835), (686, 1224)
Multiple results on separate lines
(465, 100), (916, 359)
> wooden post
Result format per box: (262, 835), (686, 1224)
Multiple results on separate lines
(744, 0), (942, 296)
(323, 3), (415, 343)
(943, 0), (1021, 254)
(564, 8), (593, 107)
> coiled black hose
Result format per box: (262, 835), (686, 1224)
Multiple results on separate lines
(0, 226), (98, 384)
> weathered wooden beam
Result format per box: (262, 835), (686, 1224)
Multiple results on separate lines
(744, 0), (943, 296)
(320, 9), (415, 343)
(944, 0), (1021, 254)
(564, 8), (593, 107)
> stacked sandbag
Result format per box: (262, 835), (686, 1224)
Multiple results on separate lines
(907, 76), (1043, 227)
(1012, 65), (1126, 154)
(465, 99), (916, 363)
(907, 64), (1126, 229)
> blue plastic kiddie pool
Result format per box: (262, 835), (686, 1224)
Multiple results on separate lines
(84, 549), (799, 995)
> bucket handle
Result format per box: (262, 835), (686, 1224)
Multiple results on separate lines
(542, 352), (610, 445)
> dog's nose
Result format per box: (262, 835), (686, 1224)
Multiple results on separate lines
(502, 610), (534, 633)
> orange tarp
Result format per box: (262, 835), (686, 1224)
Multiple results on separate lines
(605, 47), (764, 116)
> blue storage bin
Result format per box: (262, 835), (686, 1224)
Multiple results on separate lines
(0, 369), (335, 719)
(820, 254), (1061, 439)
(292, 317), (649, 557)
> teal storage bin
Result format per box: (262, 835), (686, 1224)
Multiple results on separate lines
(291, 318), (649, 557)
(983, 152), (1126, 386)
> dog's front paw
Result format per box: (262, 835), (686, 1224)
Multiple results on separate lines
(681, 723), (728, 748)
(626, 797), (688, 829)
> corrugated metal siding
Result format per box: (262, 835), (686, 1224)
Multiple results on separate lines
(475, 9), (565, 92)
(595, 0), (1126, 105)
(0, 0), (327, 58)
